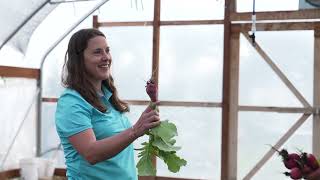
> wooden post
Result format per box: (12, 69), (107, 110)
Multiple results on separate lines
(93, 15), (99, 29)
(152, 0), (161, 85)
(152, 0), (161, 178)
(313, 28), (320, 156)
(221, 0), (239, 179)
(139, 1), (161, 180)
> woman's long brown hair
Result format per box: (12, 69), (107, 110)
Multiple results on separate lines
(61, 28), (129, 113)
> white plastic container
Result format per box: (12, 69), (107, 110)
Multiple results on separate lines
(37, 158), (55, 180)
(19, 158), (38, 180)
(19, 157), (55, 180)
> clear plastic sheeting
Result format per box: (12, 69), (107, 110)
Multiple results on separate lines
(238, 112), (312, 180)
(0, 0), (57, 54)
(125, 105), (221, 180)
(239, 31), (313, 107)
(0, 78), (37, 170)
(237, 0), (299, 12)
(159, 25), (223, 102)
(98, 0), (154, 22)
(161, 0), (224, 20)
(156, 107), (221, 180)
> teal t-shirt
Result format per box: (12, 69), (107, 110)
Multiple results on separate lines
(55, 87), (137, 180)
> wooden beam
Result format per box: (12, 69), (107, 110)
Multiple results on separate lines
(140, 176), (202, 180)
(239, 105), (313, 114)
(161, 20), (224, 26)
(95, 20), (224, 27)
(54, 168), (66, 176)
(221, 4), (232, 180)
(243, 113), (310, 179)
(236, 22), (320, 31)
(42, 97), (317, 114)
(0, 66), (39, 79)
(42, 98), (222, 107)
(242, 32), (311, 108)
(231, 9), (320, 21)
(221, 0), (240, 174)
(226, 26), (241, 180)
(42, 97), (58, 103)
(149, 0), (161, 179)
(93, 15), (99, 29)
(127, 100), (221, 107)
(152, 0), (161, 85)
(98, 21), (153, 27)
(0, 168), (20, 178)
(313, 28), (320, 157)
(229, 0), (236, 13)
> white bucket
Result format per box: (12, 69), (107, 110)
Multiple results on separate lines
(19, 158), (55, 180)
(19, 158), (38, 180)
(37, 158), (55, 180)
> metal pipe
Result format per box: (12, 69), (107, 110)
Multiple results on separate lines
(36, 0), (110, 156)
(0, 0), (51, 52)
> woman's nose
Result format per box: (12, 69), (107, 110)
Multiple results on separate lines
(102, 53), (111, 62)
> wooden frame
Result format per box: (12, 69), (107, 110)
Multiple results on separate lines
(0, 66), (39, 79)
(0, 168), (201, 180)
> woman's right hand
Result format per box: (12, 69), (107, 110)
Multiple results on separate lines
(132, 102), (161, 138)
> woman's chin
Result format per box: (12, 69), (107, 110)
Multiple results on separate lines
(100, 74), (110, 80)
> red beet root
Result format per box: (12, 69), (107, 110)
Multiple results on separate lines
(284, 167), (303, 179)
(302, 165), (312, 175)
(146, 79), (158, 102)
(283, 153), (301, 169)
(274, 147), (300, 169)
(301, 153), (319, 170)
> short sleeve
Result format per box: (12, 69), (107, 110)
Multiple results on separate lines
(55, 90), (93, 138)
(122, 113), (132, 128)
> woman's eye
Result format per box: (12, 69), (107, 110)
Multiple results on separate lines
(94, 50), (102, 54)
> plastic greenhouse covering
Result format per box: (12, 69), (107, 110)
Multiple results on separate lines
(0, 0), (319, 179)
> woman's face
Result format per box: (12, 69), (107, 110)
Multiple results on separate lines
(83, 35), (112, 84)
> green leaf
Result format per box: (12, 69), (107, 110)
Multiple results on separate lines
(152, 136), (181, 152)
(158, 151), (187, 173)
(136, 119), (187, 175)
(136, 142), (156, 176)
(150, 120), (178, 142)
(136, 154), (156, 176)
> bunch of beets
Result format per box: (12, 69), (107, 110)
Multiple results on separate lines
(273, 146), (319, 179)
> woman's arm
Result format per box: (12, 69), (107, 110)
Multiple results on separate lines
(69, 105), (160, 165)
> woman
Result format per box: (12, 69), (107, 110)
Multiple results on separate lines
(55, 28), (160, 180)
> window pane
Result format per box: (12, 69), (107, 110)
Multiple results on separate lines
(161, 0), (224, 20)
(101, 27), (153, 100)
(98, 0), (154, 21)
(126, 105), (221, 179)
(159, 25), (223, 102)
(238, 112), (312, 179)
(239, 31), (313, 107)
(237, 0), (299, 12)
(0, 78), (37, 169)
(156, 106), (221, 179)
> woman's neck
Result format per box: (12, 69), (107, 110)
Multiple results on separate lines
(91, 80), (103, 94)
